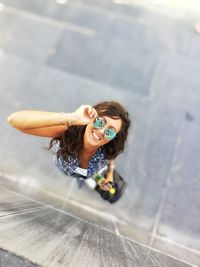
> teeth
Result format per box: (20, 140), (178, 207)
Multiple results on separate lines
(92, 132), (100, 140)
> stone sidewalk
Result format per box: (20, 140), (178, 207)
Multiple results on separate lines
(0, 177), (193, 267)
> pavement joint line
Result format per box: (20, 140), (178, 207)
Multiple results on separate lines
(113, 220), (120, 236)
(0, 182), (125, 238)
(68, 1), (153, 24)
(0, 177), (196, 266)
(0, 206), (48, 219)
(149, 119), (185, 248)
(0, 183), (94, 224)
(52, 193), (127, 224)
(144, 246), (198, 267)
(2, 4), (95, 36)
(119, 229), (196, 267)
(0, 181), (151, 253)
(155, 233), (200, 257)
(68, 0), (195, 23)
(0, 245), (41, 267)
(0, 171), (127, 225)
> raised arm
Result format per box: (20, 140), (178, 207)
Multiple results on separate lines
(7, 105), (98, 138)
(7, 111), (70, 130)
(7, 111), (70, 137)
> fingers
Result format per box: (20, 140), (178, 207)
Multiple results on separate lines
(100, 184), (110, 191)
(74, 105), (98, 125)
(85, 106), (98, 119)
(91, 108), (98, 119)
(104, 177), (113, 184)
(100, 182), (112, 191)
(104, 171), (114, 184)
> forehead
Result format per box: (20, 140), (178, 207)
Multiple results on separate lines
(103, 116), (122, 132)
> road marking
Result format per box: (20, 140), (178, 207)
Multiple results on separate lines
(2, 5), (95, 36)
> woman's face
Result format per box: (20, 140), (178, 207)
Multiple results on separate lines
(84, 115), (122, 150)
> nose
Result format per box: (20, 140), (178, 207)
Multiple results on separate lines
(97, 128), (105, 138)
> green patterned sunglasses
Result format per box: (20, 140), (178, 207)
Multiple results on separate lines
(93, 117), (117, 140)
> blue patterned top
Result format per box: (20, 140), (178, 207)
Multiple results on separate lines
(55, 146), (109, 188)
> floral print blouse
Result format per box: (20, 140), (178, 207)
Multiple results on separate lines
(55, 145), (109, 188)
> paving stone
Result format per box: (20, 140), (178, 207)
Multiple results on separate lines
(152, 237), (200, 267)
(0, 0), (142, 21)
(0, 185), (192, 267)
(150, 54), (200, 110)
(0, 187), (43, 217)
(0, 247), (40, 267)
(0, 11), (62, 64)
(158, 106), (200, 250)
(0, 0), (200, 266)
(47, 28), (159, 95)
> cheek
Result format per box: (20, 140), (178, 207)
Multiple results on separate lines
(85, 124), (93, 136)
(102, 138), (111, 145)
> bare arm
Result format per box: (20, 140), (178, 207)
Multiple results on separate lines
(20, 125), (67, 138)
(7, 111), (69, 130)
(7, 111), (70, 138)
(100, 160), (115, 191)
(104, 160), (115, 183)
(7, 105), (98, 138)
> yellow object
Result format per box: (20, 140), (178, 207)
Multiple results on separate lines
(109, 188), (115, 194)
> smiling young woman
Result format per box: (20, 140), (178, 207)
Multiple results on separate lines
(7, 101), (131, 203)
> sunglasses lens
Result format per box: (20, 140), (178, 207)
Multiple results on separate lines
(93, 117), (105, 129)
(104, 128), (116, 140)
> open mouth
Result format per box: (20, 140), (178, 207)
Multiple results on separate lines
(92, 131), (101, 141)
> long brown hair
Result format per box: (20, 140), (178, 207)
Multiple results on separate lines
(49, 101), (131, 160)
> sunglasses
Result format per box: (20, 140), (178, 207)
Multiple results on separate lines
(93, 117), (117, 140)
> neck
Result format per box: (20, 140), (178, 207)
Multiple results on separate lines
(82, 143), (99, 155)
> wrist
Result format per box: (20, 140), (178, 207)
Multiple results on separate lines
(109, 162), (115, 171)
(70, 112), (79, 126)
(104, 173), (113, 183)
(58, 112), (72, 127)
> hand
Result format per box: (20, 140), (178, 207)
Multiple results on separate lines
(100, 166), (114, 191)
(100, 171), (114, 191)
(100, 182), (112, 191)
(72, 105), (98, 126)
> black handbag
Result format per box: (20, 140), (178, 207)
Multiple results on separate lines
(95, 170), (127, 203)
